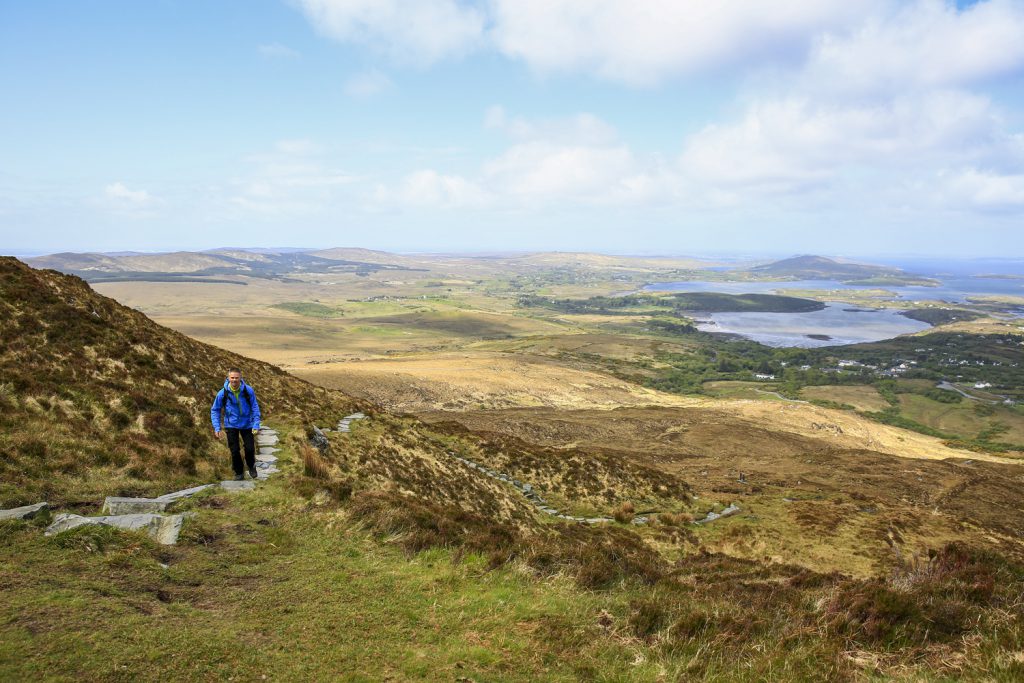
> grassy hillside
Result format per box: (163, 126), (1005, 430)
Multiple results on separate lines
(0, 256), (360, 507)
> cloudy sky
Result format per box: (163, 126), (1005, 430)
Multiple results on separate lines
(2, 0), (1023, 257)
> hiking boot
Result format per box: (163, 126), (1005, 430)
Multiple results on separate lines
(233, 473), (244, 481)
(248, 466), (259, 480)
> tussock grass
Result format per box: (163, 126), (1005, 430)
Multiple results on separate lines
(300, 442), (331, 479)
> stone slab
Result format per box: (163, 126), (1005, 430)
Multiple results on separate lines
(220, 480), (256, 492)
(695, 504), (741, 525)
(157, 484), (216, 502)
(256, 453), (278, 464)
(0, 502), (48, 521)
(45, 512), (187, 545)
(103, 497), (170, 515)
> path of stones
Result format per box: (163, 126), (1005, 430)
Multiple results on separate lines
(1, 410), (737, 543)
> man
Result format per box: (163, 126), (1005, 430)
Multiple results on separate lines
(211, 367), (262, 481)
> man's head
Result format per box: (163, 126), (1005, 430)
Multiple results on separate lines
(227, 367), (242, 390)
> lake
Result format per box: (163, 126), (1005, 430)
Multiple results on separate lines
(642, 276), (1021, 347)
(644, 277), (1024, 303)
(692, 303), (932, 348)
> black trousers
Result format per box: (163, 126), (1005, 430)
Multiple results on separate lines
(225, 428), (256, 475)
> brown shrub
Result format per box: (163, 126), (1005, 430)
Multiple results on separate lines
(822, 542), (1015, 647)
(658, 511), (693, 527)
(613, 501), (635, 524)
(302, 444), (332, 479)
(347, 490), (519, 558)
(523, 524), (665, 590)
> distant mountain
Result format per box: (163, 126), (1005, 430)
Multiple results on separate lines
(0, 256), (360, 506)
(746, 255), (938, 285)
(23, 248), (421, 283)
(511, 251), (718, 271)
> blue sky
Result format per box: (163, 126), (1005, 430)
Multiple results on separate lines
(2, 0), (1024, 257)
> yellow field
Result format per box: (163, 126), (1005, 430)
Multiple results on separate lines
(800, 385), (891, 412)
(292, 352), (699, 412)
(899, 394), (1024, 444)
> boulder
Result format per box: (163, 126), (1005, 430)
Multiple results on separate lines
(0, 502), (48, 521)
(309, 427), (329, 453)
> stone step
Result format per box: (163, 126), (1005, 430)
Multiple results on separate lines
(220, 480), (256, 492)
(103, 497), (170, 515)
(0, 502), (48, 521)
(45, 512), (188, 545)
(157, 484), (216, 502)
(256, 453), (278, 464)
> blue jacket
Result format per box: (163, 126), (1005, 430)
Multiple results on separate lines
(211, 379), (261, 431)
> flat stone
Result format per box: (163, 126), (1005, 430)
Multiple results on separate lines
(257, 437), (279, 447)
(103, 497), (170, 515)
(220, 480), (256, 492)
(695, 504), (741, 525)
(344, 412), (366, 419)
(45, 512), (187, 545)
(256, 453), (278, 464)
(258, 446), (280, 454)
(0, 502), (48, 521)
(256, 467), (280, 480)
(156, 484), (216, 502)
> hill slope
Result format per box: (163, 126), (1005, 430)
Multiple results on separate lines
(0, 256), (360, 506)
(750, 254), (894, 277)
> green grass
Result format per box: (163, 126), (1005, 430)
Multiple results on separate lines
(271, 301), (344, 318)
(5, 434), (1024, 682)
(0, 482), (666, 681)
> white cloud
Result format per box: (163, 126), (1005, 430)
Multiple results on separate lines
(804, 0), (1024, 97)
(258, 42), (300, 59)
(380, 169), (487, 208)
(225, 140), (359, 218)
(294, 0), (485, 64)
(671, 2), (1024, 206)
(344, 69), (393, 98)
(104, 182), (153, 205)
(489, 0), (879, 85)
(945, 168), (1024, 210)
(679, 91), (1007, 192)
(484, 106), (618, 145)
(376, 110), (674, 209)
(482, 141), (637, 200)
